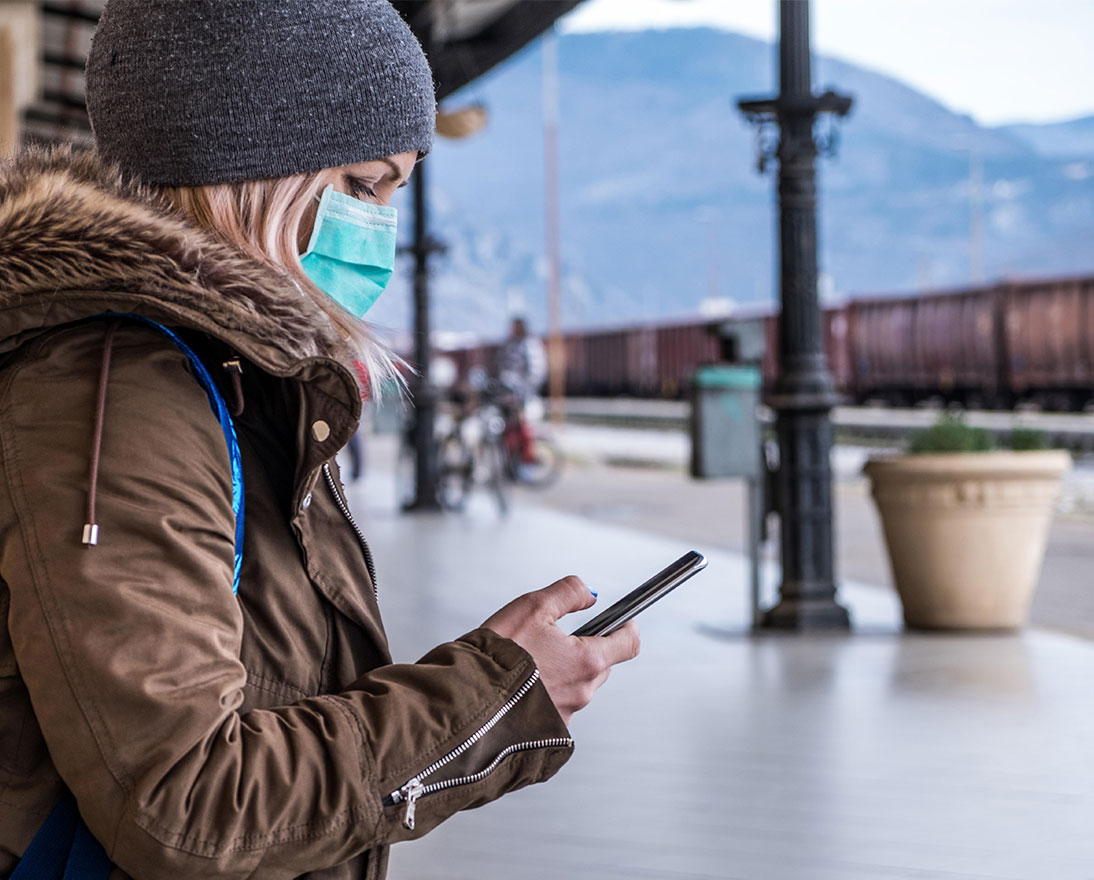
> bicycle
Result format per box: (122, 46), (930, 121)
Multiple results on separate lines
(487, 380), (563, 489)
(435, 390), (510, 514)
(396, 378), (563, 515)
(396, 390), (510, 515)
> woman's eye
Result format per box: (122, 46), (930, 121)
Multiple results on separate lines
(349, 179), (377, 199)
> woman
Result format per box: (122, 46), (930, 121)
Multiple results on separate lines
(0, 1), (638, 878)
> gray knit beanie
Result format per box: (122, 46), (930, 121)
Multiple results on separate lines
(86, 0), (436, 186)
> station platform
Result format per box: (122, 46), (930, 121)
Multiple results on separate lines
(561, 397), (1094, 453)
(344, 444), (1094, 880)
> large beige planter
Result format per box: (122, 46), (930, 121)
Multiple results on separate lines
(863, 451), (1071, 630)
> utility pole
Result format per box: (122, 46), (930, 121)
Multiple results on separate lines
(968, 148), (985, 284)
(542, 29), (565, 422)
(738, 0), (852, 629)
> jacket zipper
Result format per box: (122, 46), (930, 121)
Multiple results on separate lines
(322, 462), (379, 599)
(384, 670), (574, 830)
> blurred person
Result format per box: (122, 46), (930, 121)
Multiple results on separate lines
(497, 316), (548, 406)
(345, 428), (366, 481)
(0, 2), (638, 879)
(343, 362), (368, 482)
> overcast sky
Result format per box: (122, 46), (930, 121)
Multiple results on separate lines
(559, 0), (1094, 126)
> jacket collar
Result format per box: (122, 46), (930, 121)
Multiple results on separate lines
(0, 146), (362, 445)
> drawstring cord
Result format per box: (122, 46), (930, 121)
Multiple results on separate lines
(80, 328), (246, 547)
(222, 358), (245, 417)
(83, 321), (121, 547)
(76, 315), (245, 589)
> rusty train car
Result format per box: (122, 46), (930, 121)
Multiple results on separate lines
(441, 275), (1094, 411)
(849, 286), (1004, 406)
(848, 275), (1094, 409)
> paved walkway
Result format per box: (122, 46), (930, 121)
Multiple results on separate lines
(343, 445), (1094, 880)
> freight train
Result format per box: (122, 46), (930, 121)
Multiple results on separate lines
(442, 275), (1094, 412)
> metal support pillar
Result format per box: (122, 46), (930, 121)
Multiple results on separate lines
(0, 27), (14, 158)
(0, 3), (40, 157)
(738, 1), (852, 629)
(404, 158), (445, 512)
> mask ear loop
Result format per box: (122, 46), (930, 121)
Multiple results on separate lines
(301, 184), (334, 259)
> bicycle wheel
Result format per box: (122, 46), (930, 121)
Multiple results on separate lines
(478, 435), (510, 516)
(516, 435), (563, 488)
(437, 432), (473, 512)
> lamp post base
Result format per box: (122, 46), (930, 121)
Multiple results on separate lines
(402, 500), (444, 513)
(761, 594), (851, 630)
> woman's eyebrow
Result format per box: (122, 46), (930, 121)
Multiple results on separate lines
(380, 157), (406, 183)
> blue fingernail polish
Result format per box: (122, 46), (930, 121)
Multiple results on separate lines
(589, 588), (598, 598)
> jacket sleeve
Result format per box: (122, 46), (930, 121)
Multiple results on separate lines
(0, 323), (573, 880)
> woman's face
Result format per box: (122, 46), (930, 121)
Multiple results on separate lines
(298, 150), (417, 251)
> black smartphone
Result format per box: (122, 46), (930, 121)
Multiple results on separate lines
(570, 551), (708, 637)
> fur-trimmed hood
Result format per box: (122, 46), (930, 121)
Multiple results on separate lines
(0, 147), (350, 371)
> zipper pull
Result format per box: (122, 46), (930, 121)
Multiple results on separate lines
(401, 777), (425, 830)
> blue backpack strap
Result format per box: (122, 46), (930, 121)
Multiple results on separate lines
(10, 790), (108, 880)
(103, 313), (245, 593)
(62, 818), (112, 880)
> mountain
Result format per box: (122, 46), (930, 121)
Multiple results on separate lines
(366, 28), (1094, 340)
(1001, 116), (1094, 159)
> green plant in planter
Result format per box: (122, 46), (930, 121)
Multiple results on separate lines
(869, 415), (1068, 629)
(907, 416), (1052, 454)
(907, 415), (996, 454)
(1010, 427), (1051, 451)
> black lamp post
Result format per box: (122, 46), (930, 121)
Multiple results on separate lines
(403, 158), (447, 512)
(738, 0), (852, 629)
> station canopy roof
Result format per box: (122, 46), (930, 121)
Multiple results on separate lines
(22, 0), (581, 148)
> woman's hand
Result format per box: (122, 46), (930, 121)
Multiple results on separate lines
(482, 576), (640, 726)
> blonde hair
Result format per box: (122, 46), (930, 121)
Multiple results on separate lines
(157, 171), (404, 398)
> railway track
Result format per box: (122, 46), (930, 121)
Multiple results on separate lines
(562, 398), (1094, 453)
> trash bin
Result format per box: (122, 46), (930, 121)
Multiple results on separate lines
(689, 364), (761, 479)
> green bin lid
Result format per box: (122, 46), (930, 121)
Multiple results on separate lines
(692, 365), (761, 390)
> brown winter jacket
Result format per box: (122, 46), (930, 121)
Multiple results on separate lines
(0, 150), (573, 880)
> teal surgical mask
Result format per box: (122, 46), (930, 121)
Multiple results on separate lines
(300, 185), (398, 318)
